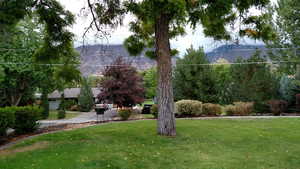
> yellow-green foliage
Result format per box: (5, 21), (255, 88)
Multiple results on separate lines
(202, 103), (222, 116)
(175, 100), (202, 116)
(225, 102), (254, 116)
(151, 104), (158, 118)
(118, 109), (133, 120)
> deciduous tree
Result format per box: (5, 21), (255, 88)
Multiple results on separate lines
(87, 0), (274, 136)
(98, 57), (144, 108)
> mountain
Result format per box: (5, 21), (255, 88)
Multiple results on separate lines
(77, 44), (157, 76)
(206, 44), (269, 63)
(77, 44), (270, 76)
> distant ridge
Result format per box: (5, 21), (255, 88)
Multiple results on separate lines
(77, 44), (269, 76)
(206, 44), (268, 63)
(77, 44), (157, 76)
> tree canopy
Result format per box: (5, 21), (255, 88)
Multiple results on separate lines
(0, 0), (75, 62)
(86, 0), (275, 136)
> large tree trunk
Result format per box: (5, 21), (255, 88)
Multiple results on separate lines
(155, 13), (176, 136)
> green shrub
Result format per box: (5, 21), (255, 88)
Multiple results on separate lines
(202, 103), (222, 116)
(0, 107), (15, 136)
(118, 109), (133, 120)
(151, 104), (158, 118)
(65, 100), (77, 111)
(225, 102), (254, 116)
(253, 102), (270, 114)
(175, 100), (202, 117)
(58, 99), (77, 111)
(14, 106), (42, 134)
(57, 109), (66, 119)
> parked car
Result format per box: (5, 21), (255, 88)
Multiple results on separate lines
(142, 104), (152, 114)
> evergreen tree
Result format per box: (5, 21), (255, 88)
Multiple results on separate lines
(78, 78), (94, 112)
(174, 47), (218, 103)
(41, 90), (49, 119)
(230, 51), (279, 103)
(213, 58), (233, 105)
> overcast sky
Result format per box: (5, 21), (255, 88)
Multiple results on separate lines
(58, 0), (269, 55)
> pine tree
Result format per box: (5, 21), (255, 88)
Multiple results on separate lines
(78, 78), (94, 112)
(174, 47), (218, 103)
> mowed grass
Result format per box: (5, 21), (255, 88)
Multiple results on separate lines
(1, 118), (300, 169)
(47, 110), (80, 120)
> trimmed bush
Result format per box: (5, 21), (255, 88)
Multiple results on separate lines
(0, 107), (15, 136)
(175, 100), (202, 117)
(14, 106), (42, 134)
(225, 102), (254, 116)
(233, 102), (254, 116)
(151, 104), (158, 118)
(267, 100), (288, 116)
(57, 109), (66, 119)
(202, 103), (222, 116)
(118, 109), (133, 120)
(224, 105), (235, 116)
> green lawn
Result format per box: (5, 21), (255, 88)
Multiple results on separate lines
(1, 118), (300, 169)
(141, 100), (154, 106)
(47, 110), (80, 120)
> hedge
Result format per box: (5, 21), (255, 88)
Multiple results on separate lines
(202, 103), (222, 116)
(0, 106), (42, 136)
(0, 107), (15, 136)
(13, 106), (42, 134)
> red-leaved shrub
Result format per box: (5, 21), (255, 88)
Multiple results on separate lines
(267, 100), (288, 116)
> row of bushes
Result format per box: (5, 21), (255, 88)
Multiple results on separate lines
(0, 106), (42, 137)
(175, 100), (222, 117)
(150, 99), (291, 118)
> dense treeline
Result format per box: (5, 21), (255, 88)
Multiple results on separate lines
(172, 47), (300, 112)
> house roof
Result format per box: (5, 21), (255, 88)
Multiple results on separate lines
(48, 88), (101, 99)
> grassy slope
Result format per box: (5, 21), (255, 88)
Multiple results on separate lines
(1, 119), (300, 169)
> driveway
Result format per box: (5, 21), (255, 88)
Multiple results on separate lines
(39, 109), (118, 128)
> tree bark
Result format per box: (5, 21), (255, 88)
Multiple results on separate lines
(155, 13), (176, 136)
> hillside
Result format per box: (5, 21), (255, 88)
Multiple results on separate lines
(77, 45), (157, 76)
(206, 44), (268, 62)
(77, 44), (269, 76)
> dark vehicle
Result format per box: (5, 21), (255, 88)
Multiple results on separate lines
(95, 104), (109, 115)
(142, 104), (152, 114)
